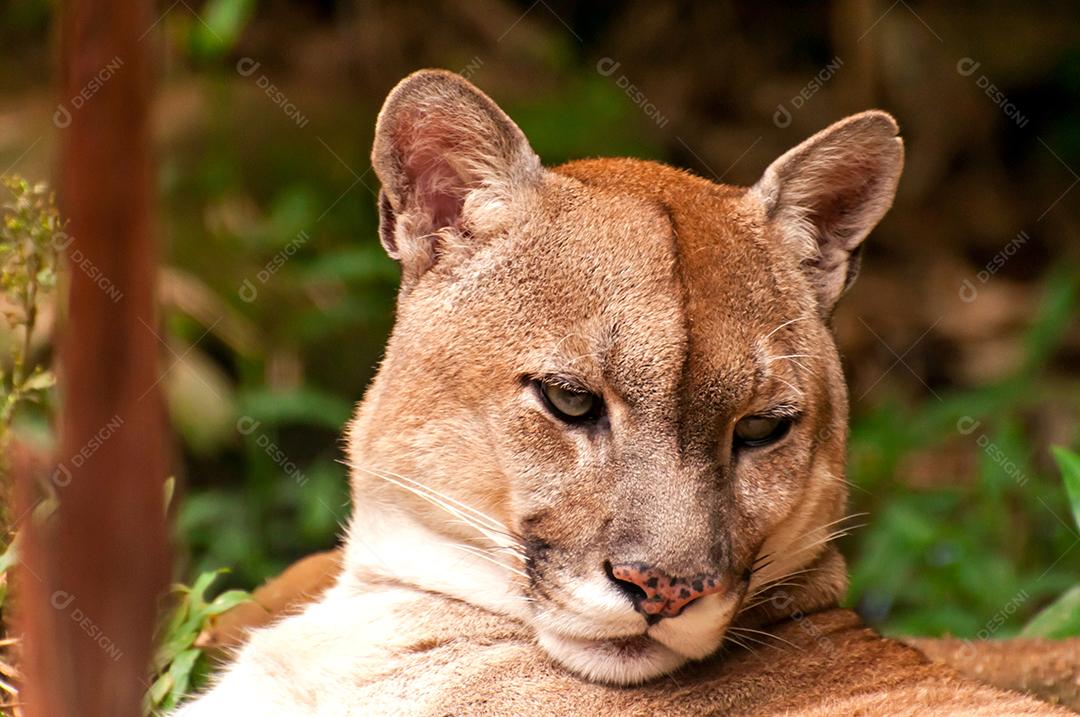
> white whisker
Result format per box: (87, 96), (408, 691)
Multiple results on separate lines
(448, 543), (530, 579)
(723, 633), (756, 654)
(442, 518), (526, 561)
(752, 513), (866, 568)
(762, 315), (813, 342)
(354, 464), (523, 552)
(741, 567), (825, 609)
(366, 464), (511, 534)
(728, 625), (801, 651)
(785, 525), (865, 561)
(765, 353), (818, 376)
(772, 376), (805, 398)
(743, 513), (869, 610)
(724, 628), (781, 653)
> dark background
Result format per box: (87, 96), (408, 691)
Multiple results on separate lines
(1, 0), (1078, 638)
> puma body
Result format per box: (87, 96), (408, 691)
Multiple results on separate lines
(182, 578), (1063, 716)
(177, 71), (1066, 715)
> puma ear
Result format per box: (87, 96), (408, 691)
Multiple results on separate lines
(371, 69), (542, 283)
(750, 111), (903, 315)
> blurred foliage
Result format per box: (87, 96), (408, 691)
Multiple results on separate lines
(188, 0), (258, 60)
(845, 272), (1080, 636)
(0, 176), (252, 716)
(0, 1), (1077, 648)
(0, 175), (61, 716)
(146, 568), (251, 715)
(0, 176), (59, 537)
(1018, 447), (1080, 639)
(0, 178), (58, 430)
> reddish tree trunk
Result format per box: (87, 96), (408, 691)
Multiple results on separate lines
(18, 2), (168, 716)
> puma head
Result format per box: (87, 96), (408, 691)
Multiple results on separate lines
(344, 69), (903, 685)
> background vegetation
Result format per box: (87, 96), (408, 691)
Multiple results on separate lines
(0, 0), (1077, 674)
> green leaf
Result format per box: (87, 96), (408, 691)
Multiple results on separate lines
(163, 648), (202, 710)
(1020, 585), (1080, 638)
(204, 589), (252, 617)
(147, 568), (250, 712)
(154, 569), (229, 668)
(1050, 446), (1080, 532)
(146, 670), (173, 709)
(151, 597), (198, 675)
(152, 636), (194, 677)
(188, 568), (228, 612)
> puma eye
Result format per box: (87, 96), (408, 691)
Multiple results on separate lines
(538, 381), (600, 423)
(734, 415), (793, 448)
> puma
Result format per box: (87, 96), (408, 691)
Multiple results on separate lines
(176, 70), (1067, 715)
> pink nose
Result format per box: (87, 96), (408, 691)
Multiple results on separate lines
(608, 562), (725, 619)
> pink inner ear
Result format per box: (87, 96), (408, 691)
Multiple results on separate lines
(813, 161), (888, 250)
(397, 117), (470, 232)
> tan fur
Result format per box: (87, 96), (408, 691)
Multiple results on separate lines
(183, 580), (1065, 716)
(176, 71), (1066, 715)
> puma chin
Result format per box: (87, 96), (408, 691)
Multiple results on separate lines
(532, 589), (744, 684)
(338, 69), (903, 686)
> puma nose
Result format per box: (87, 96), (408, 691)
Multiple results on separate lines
(606, 562), (724, 620)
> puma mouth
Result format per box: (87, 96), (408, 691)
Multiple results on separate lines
(645, 591), (736, 660)
(606, 634), (654, 653)
(533, 591), (739, 684)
